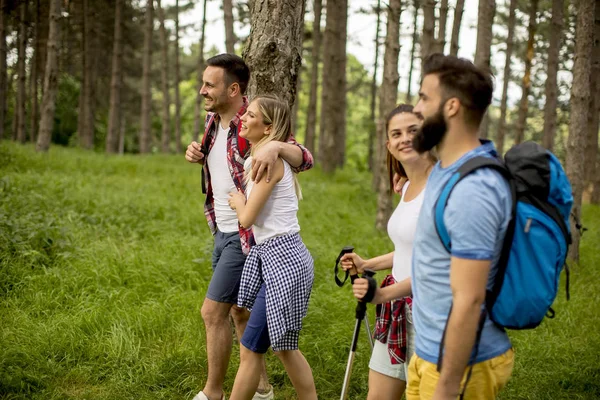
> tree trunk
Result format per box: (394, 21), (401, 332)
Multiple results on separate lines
(78, 0), (96, 149)
(584, 3), (600, 185)
(449, 0), (465, 56)
(16, 0), (27, 144)
(106, 0), (123, 153)
(368, 0), (382, 172)
(77, 0), (86, 147)
(406, 0), (420, 103)
(566, 0), (595, 262)
(542, 0), (563, 152)
(319, 0), (347, 173)
(174, 0), (182, 153)
(139, 0), (153, 154)
(243, 0), (306, 109)
(36, 0), (61, 152)
(375, 0), (402, 231)
(291, 69), (302, 134)
(495, 0), (516, 154)
(434, 0), (449, 53)
(29, 0), (41, 143)
(223, 0), (236, 53)
(0, 0), (6, 140)
(157, 0), (171, 153)
(421, 0), (436, 70)
(474, 0), (495, 139)
(193, 0), (208, 143)
(514, 0), (538, 145)
(304, 0), (322, 155)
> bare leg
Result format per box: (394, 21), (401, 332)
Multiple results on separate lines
(367, 369), (406, 400)
(230, 344), (263, 400)
(275, 350), (317, 400)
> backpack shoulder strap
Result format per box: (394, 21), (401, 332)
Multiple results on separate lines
(434, 156), (513, 252)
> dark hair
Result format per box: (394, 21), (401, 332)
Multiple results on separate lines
(206, 53), (251, 95)
(421, 53), (494, 127)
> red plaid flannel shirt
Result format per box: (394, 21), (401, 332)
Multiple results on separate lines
(373, 274), (413, 364)
(201, 97), (314, 255)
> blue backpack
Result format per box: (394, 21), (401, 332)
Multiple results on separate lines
(435, 141), (573, 329)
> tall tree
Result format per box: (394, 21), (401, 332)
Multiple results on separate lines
(157, 0), (171, 153)
(36, 0), (61, 152)
(474, 0), (495, 139)
(139, 0), (153, 154)
(434, 0), (449, 53)
(495, 0), (517, 154)
(106, 0), (123, 153)
(514, 0), (538, 145)
(405, 0), (419, 103)
(566, 0), (595, 262)
(29, 0), (41, 143)
(584, 3), (600, 185)
(77, 0), (97, 149)
(449, 0), (465, 56)
(0, 0), (6, 140)
(304, 0), (322, 155)
(319, 0), (347, 172)
(16, 0), (27, 143)
(421, 0), (436, 69)
(375, 0), (402, 231)
(193, 0), (208, 143)
(368, 0), (382, 171)
(174, 0), (182, 153)
(223, 0), (236, 53)
(542, 0), (564, 152)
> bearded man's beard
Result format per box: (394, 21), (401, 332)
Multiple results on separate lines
(413, 105), (448, 154)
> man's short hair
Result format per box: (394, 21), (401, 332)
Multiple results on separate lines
(206, 54), (251, 95)
(422, 53), (494, 127)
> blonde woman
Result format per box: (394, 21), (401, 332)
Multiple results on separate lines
(228, 96), (317, 400)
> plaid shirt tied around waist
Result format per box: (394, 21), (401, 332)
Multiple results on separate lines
(373, 274), (413, 364)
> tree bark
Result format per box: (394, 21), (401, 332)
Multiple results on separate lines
(157, 0), (171, 153)
(566, 0), (595, 262)
(449, 0), (465, 56)
(368, 0), (382, 172)
(421, 0), (436, 70)
(193, 0), (208, 143)
(16, 0), (27, 143)
(434, 0), (449, 53)
(174, 0), (182, 153)
(495, 0), (516, 154)
(474, 0), (495, 139)
(223, 0), (236, 53)
(304, 0), (322, 155)
(584, 3), (600, 185)
(77, 0), (97, 149)
(406, 0), (420, 103)
(29, 0), (41, 143)
(0, 0), (6, 140)
(542, 0), (563, 152)
(319, 0), (347, 172)
(106, 0), (123, 153)
(139, 0), (153, 154)
(36, 0), (61, 152)
(243, 0), (306, 109)
(375, 0), (402, 231)
(514, 0), (538, 145)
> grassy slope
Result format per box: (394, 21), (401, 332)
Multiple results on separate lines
(1, 142), (599, 399)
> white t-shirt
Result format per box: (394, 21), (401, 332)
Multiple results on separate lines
(206, 123), (239, 233)
(387, 181), (425, 283)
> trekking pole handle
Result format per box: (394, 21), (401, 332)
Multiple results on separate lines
(335, 246), (355, 287)
(355, 269), (376, 319)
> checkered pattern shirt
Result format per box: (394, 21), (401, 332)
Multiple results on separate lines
(373, 274), (413, 364)
(201, 98), (314, 255)
(237, 233), (314, 351)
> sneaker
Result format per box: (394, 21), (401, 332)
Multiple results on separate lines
(192, 391), (226, 400)
(252, 386), (274, 400)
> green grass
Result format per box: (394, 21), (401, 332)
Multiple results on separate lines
(1, 141), (599, 400)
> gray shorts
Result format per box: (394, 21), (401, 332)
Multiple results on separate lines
(206, 230), (246, 304)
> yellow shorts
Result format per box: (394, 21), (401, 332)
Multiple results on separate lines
(406, 348), (514, 400)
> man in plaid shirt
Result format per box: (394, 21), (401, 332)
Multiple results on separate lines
(185, 54), (313, 400)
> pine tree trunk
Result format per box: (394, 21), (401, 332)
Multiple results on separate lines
(291, 70), (302, 134)
(29, 0), (40, 143)
(36, 0), (61, 152)
(514, 0), (538, 145)
(174, 0), (182, 153)
(193, 0), (208, 143)
(566, 0), (595, 262)
(157, 0), (171, 153)
(542, 0), (563, 152)
(434, 0), (448, 53)
(375, 0), (402, 231)
(319, 0), (347, 173)
(16, 0), (27, 144)
(495, 0), (516, 154)
(243, 0), (306, 109)
(223, 0), (236, 53)
(474, 0), (495, 139)
(584, 3), (599, 185)
(406, 0), (419, 103)
(78, 0), (96, 149)
(369, 0), (382, 173)
(421, 0), (436, 70)
(449, 0), (465, 56)
(0, 0), (6, 140)
(139, 0), (153, 154)
(106, 0), (123, 154)
(304, 0), (322, 155)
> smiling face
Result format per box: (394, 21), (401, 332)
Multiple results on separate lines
(386, 112), (423, 165)
(200, 66), (231, 114)
(240, 100), (270, 144)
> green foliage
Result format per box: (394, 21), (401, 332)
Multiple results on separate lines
(1, 142), (599, 399)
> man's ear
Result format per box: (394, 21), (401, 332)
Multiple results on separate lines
(228, 82), (240, 98)
(445, 97), (460, 119)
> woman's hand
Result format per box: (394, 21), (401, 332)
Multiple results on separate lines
(340, 252), (366, 274)
(352, 278), (381, 304)
(228, 190), (246, 210)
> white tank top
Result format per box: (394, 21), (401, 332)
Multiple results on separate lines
(387, 181), (425, 283)
(245, 157), (300, 244)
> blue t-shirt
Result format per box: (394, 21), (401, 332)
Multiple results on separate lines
(411, 140), (512, 365)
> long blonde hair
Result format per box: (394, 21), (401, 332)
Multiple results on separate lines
(247, 95), (302, 199)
